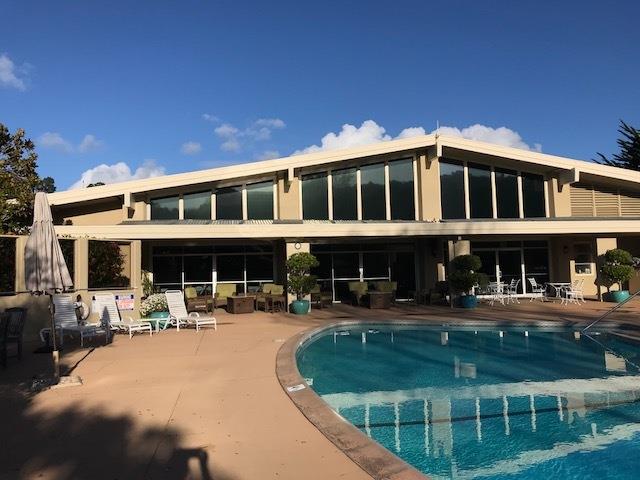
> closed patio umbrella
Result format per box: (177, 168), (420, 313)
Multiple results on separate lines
(25, 192), (73, 380)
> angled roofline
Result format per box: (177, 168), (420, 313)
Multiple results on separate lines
(48, 133), (640, 206)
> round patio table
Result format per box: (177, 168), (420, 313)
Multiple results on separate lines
(546, 282), (571, 301)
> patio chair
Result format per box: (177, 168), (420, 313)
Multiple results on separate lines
(1, 308), (27, 366)
(527, 277), (546, 302)
(489, 282), (506, 306)
(185, 286), (212, 313)
(39, 295), (109, 347)
(348, 281), (368, 306)
(563, 279), (586, 305)
(94, 293), (153, 339)
(505, 279), (521, 304)
(310, 284), (333, 309)
(165, 290), (217, 331)
(213, 284), (237, 311)
(372, 281), (398, 303)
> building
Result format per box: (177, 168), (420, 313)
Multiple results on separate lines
(3, 133), (640, 335)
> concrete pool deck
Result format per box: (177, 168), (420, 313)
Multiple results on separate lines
(1, 299), (639, 479)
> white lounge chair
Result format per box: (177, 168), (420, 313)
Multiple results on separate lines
(94, 293), (153, 338)
(39, 294), (109, 347)
(165, 290), (217, 331)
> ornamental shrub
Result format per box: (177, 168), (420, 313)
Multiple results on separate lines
(600, 248), (635, 291)
(286, 252), (319, 300)
(448, 254), (483, 295)
(139, 293), (168, 317)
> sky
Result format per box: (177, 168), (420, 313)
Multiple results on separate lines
(1, 1), (639, 190)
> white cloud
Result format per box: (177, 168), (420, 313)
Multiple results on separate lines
(39, 132), (105, 154)
(78, 134), (104, 153)
(257, 150), (280, 160)
(214, 118), (286, 152)
(70, 160), (165, 189)
(202, 113), (220, 123)
(0, 54), (28, 91)
(295, 120), (540, 154)
(38, 132), (74, 153)
(435, 124), (542, 152)
(180, 141), (202, 155)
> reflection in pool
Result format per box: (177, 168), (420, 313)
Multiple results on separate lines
(296, 325), (640, 479)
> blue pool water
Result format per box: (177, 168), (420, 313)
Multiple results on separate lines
(296, 325), (640, 479)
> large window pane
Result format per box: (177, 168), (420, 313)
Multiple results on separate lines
(184, 191), (211, 220)
(468, 163), (493, 218)
(495, 168), (519, 218)
(311, 253), (332, 279)
(524, 247), (549, 289)
(216, 255), (244, 281)
(216, 186), (242, 220)
(389, 159), (415, 220)
(184, 255), (212, 282)
(522, 173), (545, 218)
(333, 252), (359, 278)
(89, 241), (130, 288)
(302, 172), (328, 220)
(332, 168), (357, 220)
(246, 254), (273, 281)
(246, 181), (273, 220)
(59, 239), (75, 284)
(151, 196), (179, 220)
(153, 256), (181, 284)
(439, 161), (465, 219)
(0, 237), (16, 292)
(361, 163), (386, 220)
(363, 252), (389, 278)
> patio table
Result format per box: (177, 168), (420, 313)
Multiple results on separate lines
(546, 282), (571, 301)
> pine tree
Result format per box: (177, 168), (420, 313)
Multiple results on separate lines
(595, 120), (640, 171)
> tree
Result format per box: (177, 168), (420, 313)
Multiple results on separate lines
(0, 123), (56, 233)
(595, 120), (640, 171)
(286, 252), (319, 300)
(88, 241), (130, 288)
(600, 248), (635, 292)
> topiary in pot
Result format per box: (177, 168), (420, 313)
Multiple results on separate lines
(600, 248), (635, 302)
(286, 252), (319, 314)
(448, 254), (482, 308)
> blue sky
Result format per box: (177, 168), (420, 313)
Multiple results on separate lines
(1, 1), (639, 190)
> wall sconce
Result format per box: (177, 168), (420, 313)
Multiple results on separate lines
(294, 242), (301, 250)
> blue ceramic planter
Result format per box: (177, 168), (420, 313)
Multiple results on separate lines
(604, 290), (630, 303)
(459, 295), (478, 309)
(291, 300), (310, 315)
(148, 311), (170, 318)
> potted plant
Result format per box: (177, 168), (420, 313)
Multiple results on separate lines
(286, 252), (319, 315)
(139, 293), (169, 318)
(600, 248), (635, 302)
(448, 254), (483, 308)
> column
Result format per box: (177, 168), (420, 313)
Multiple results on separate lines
(596, 237), (617, 301)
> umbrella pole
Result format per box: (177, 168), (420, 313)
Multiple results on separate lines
(49, 295), (60, 380)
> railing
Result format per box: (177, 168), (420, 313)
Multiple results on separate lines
(582, 289), (640, 332)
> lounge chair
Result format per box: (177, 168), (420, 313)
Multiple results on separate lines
(165, 290), (217, 331)
(94, 293), (153, 339)
(39, 295), (109, 347)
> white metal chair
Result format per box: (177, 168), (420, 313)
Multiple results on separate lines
(505, 279), (521, 304)
(94, 293), (153, 338)
(527, 277), (546, 302)
(489, 282), (506, 306)
(563, 279), (586, 305)
(165, 290), (217, 332)
(39, 294), (109, 347)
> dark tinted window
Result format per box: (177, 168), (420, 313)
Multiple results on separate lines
(361, 163), (386, 220)
(468, 163), (493, 218)
(332, 168), (357, 220)
(363, 252), (389, 278)
(389, 159), (415, 220)
(184, 191), (211, 220)
(153, 256), (182, 284)
(216, 255), (244, 281)
(216, 186), (242, 220)
(184, 255), (212, 282)
(151, 196), (179, 220)
(302, 172), (328, 219)
(0, 237), (16, 292)
(522, 173), (546, 218)
(495, 168), (519, 218)
(246, 254), (273, 280)
(246, 181), (273, 220)
(332, 252), (359, 278)
(439, 161), (465, 219)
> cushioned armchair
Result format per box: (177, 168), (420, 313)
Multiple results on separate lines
(184, 286), (212, 313)
(256, 284), (285, 312)
(348, 281), (368, 306)
(372, 281), (398, 302)
(214, 283), (237, 311)
(310, 285), (333, 309)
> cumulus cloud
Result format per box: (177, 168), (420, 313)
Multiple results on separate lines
(180, 141), (202, 155)
(0, 53), (28, 90)
(38, 132), (104, 154)
(214, 118), (286, 152)
(70, 160), (165, 189)
(435, 124), (542, 152)
(257, 150), (280, 160)
(295, 120), (540, 154)
(202, 113), (220, 123)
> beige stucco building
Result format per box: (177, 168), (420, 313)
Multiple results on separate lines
(3, 134), (640, 337)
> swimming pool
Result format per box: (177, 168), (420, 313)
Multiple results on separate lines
(296, 324), (640, 479)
